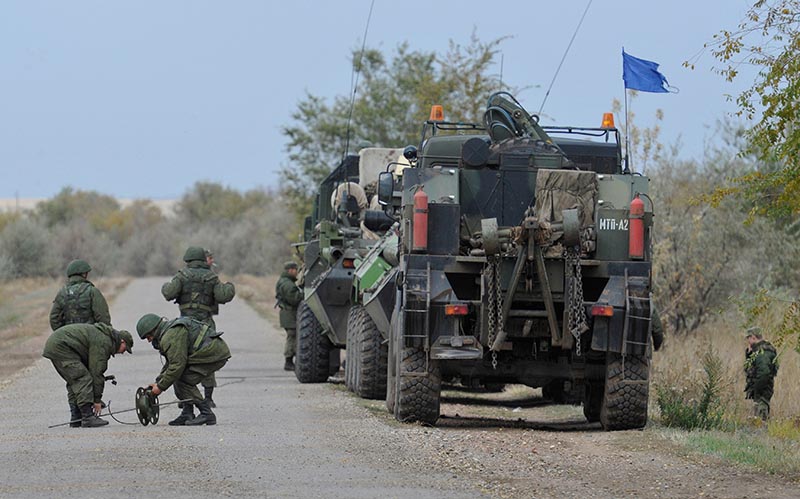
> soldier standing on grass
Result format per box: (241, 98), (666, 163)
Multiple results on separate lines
(744, 326), (779, 421)
(161, 246), (235, 407)
(49, 259), (111, 331)
(275, 261), (302, 371)
(42, 323), (133, 427)
(136, 313), (231, 426)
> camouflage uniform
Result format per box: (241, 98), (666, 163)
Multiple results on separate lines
(42, 323), (133, 427)
(138, 314), (231, 426)
(162, 246), (235, 404)
(49, 260), (111, 331)
(275, 262), (302, 370)
(744, 335), (778, 420)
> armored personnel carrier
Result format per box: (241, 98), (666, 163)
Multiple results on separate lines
(294, 148), (401, 383)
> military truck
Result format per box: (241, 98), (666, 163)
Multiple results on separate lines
(368, 92), (656, 430)
(294, 148), (401, 383)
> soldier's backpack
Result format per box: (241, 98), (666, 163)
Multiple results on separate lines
(62, 282), (94, 324)
(177, 268), (219, 314)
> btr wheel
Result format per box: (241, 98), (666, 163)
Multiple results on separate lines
(353, 305), (387, 400)
(294, 301), (333, 384)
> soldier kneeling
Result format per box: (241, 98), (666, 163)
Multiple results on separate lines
(136, 313), (231, 426)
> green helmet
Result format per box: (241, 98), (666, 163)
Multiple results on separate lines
(183, 246), (206, 262)
(66, 259), (91, 276)
(136, 313), (163, 339)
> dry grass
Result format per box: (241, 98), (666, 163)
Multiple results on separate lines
(0, 276), (131, 381)
(652, 313), (800, 424)
(233, 273), (280, 327)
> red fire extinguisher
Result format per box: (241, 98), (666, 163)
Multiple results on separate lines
(412, 187), (429, 253)
(629, 193), (645, 259)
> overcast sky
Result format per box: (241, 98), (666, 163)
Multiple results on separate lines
(0, 1), (757, 200)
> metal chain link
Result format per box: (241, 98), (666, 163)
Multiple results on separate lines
(493, 257), (503, 369)
(485, 257), (501, 369)
(565, 248), (587, 356)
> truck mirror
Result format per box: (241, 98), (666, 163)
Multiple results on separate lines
(378, 171), (393, 206)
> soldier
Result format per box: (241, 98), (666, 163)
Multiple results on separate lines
(42, 323), (133, 427)
(136, 313), (231, 426)
(275, 261), (302, 371)
(744, 326), (779, 421)
(49, 259), (111, 331)
(161, 246), (235, 407)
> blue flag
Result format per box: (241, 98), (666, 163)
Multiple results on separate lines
(622, 50), (669, 93)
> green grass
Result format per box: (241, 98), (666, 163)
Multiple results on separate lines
(683, 429), (800, 476)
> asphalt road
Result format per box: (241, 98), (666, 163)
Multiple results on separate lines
(0, 278), (481, 498)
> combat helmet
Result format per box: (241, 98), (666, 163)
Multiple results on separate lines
(136, 313), (163, 339)
(66, 259), (91, 277)
(183, 246), (206, 262)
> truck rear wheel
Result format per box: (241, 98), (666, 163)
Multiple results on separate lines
(295, 301), (333, 384)
(395, 346), (441, 425)
(599, 353), (650, 430)
(354, 305), (387, 400)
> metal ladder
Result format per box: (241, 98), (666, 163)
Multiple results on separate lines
(400, 261), (431, 376)
(620, 269), (651, 383)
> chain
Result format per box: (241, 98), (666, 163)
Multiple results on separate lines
(485, 257), (502, 369)
(565, 248), (587, 356)
(493, 257), (503, 369)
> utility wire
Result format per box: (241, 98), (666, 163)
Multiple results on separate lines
(538, 0), (593, 116)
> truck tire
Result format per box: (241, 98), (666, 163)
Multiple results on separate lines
(354, 306), (387, 400)
(396, 346), (441, 425)
(599, 353), (649, 430)
(386, 316), (398, 415)
(294, 301), (333, 384)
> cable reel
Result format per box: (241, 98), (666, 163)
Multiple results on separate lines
(135, 387), (160, 426)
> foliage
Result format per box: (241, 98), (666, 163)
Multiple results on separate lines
(649, 121), (800, 334)
(35, 187), (120, 229)
(735, 288), (800, 354)
(687, 0), (800, 219)
(656, 345), (729, 430)
(0, 218), (54, 278)
(280, 32), (510, 220)
(174, 181), (273, 227)
(684, 429), (800, 476)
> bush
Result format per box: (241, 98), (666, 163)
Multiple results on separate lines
(656, 345), (730, 430)
(0, 218), (54, 278)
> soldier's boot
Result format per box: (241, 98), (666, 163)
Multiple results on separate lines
(79, 404), (109, 428)
(204, 386), (216, 408)
(69, 404), (82, 428)
(284, 357), (295, 371)
(185, 399), (216, 426)
(168, 403), (195, 426)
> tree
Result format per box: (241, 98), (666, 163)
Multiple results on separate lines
(687, 0), (800, 219)
(280, 32), (510, 219)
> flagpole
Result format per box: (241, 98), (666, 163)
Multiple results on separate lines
(624, 87), (631, 174)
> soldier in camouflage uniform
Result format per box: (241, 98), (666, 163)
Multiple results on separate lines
(161, 246), (235, 407)
(275, 261), (302, 371)
(136, 313), (231, 426)
(49, 259), (111, 331)
(744, 326), (779, 421)
(43, 323), (133, 427)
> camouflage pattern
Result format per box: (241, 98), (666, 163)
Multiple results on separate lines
(161, 260), (235, 323)
(42, 323), (123, 406)
(745, 339), (778, 420)
(65, 259), (91, 276)
(49, 275), (111, 331)
(276, 270), (302, 329)
(149, 317), (231, 403)
(276, 270), (302, 358)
